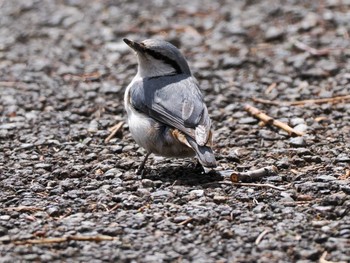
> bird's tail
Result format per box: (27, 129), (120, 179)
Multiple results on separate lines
(186, 136), (216, 168)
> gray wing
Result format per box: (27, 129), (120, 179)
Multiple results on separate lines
(130, 74), (211, 146)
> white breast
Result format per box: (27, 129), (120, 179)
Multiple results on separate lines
(123, 76), (195, 158)
(124, 76), (155, 150)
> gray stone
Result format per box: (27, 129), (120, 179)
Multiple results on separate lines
(289, 137), (307, 147)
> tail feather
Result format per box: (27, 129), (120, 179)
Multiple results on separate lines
(186, 136), (216, 168)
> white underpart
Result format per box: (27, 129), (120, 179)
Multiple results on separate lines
(124, 76), (150, 150)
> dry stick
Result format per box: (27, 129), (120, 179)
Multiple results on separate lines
(108, 204), (122, 212)
(104, 121), (124, 143)
(287, 95), (350, 106)
(252, 95), (350, 106)
(264, 82), (277, 95)
(339, 169), (350, 180)
(2, 206), (44, 212)
(255, 229), (271, 245)
(293, 40), (330, 56)
(108, 121), (124, 133)
(319, 251), (347, 263)
(221, 166), (284, 190)
(230, 165), (278, 183)
(244, 104), (304, 137)
(177, 217), (194, 226)
(252, 98), (285, 106)
(13, 235), (116, 245)
(0, 81), (27, 89)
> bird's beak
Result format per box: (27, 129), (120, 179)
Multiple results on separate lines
(123, 38), (143, 52)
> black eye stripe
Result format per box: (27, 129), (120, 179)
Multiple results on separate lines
(144, 48), (182, 74)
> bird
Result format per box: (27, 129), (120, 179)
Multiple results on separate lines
(123, 38), (216, 174)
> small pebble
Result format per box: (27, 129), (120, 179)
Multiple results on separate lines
(189, 190), (204, 197)
(265, 26), (284, 41)
(289, 137), (307, 147)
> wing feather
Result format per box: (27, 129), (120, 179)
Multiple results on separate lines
(129, 74), (211, 145)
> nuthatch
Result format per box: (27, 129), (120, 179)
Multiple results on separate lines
(123, 38), (216, 174)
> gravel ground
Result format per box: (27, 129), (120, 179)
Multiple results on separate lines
(1, 0), (350, 262)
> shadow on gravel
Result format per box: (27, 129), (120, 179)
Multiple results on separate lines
(142, 164), (223, 186)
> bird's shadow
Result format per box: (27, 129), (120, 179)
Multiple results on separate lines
(141, 162), (223, 186)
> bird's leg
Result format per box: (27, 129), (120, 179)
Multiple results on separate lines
(195, 159), (202, 169)
(193, 159), (206, 173)
(136, 152), (151, 175)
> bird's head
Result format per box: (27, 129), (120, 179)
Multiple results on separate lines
(123, 38), (191, 78)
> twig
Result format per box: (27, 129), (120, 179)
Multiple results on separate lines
(294, 40), (330, 56)
(177, 217), (194, 226)
(229, 165), (278, 183)
(13, 235), (116, 245)
(264, 82), (277, 95)
(0, 81), (27, 88)
(288, 95), (350, 106)
(57, 208), (72, 220)
(339, 169), (350, 180)
(319, 251), (347, 263)
(232, 182), (286, 191)
(108, 204), (122, 212)
(244, 104), (304, 137)
(255, 229), (271, 245)
(315, 116), (328, 122)
(2, 206), (44, 212)
(104, 121), (124, 143)
(252, 98), (284, 106)
(252, 95), (350, 106)
(137, 204), (151, 213)
(62, 72), (102, 82)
